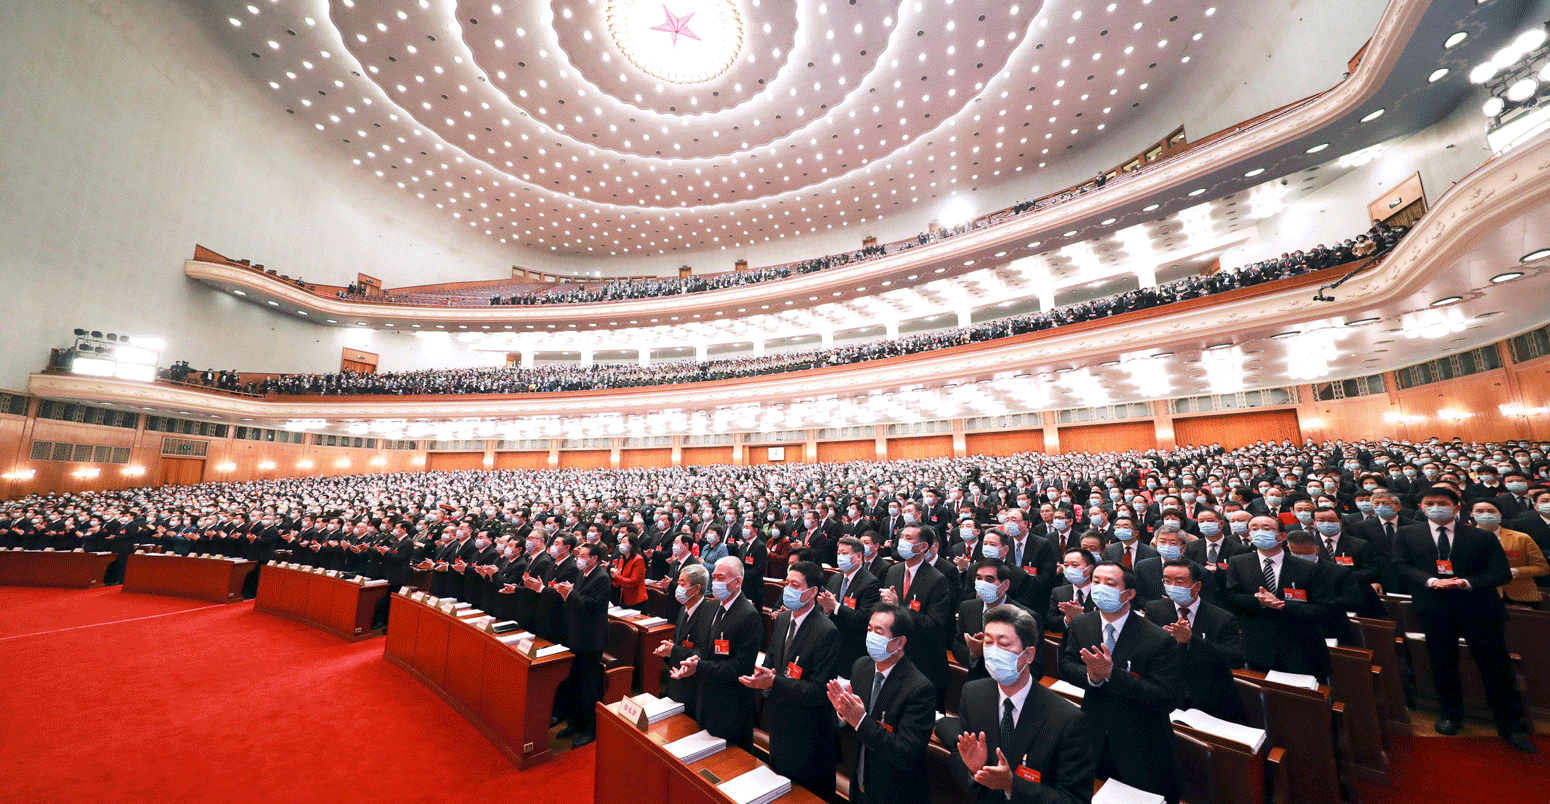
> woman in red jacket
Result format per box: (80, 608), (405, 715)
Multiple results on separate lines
(764, 522), (793, 579)
(609, 533), (648, 607)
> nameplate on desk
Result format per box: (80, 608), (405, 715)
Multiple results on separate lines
(399, 585), (415, 596)
(72, 548), (85, 553)
(313, 567), (326, 574)
(441, 602), (459, 614)
(514, 637), (537, 657)
(43, 548), (55, 552)
(267, 560), (278, 566)
(697, 770), (722, 785)
(616, 695), (650, 731)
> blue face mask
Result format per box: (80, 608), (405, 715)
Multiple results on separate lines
(1473, 513), (1502, 529)
(1063, 566), (1088, 586)
(1424, 506), (1456, 524)
(1114, 527), (1134, 542)
(783, 585), (809, 611)
(837, 552), (856, 572)
(1356, 501), (1374, 514)
(1315, 521), (1342, 537)
(865, 630), (895, 663)
(982, 643), (1026, 686)
(1230, 520), (1249, 535)
(675, 584), (692, 604)
(1164, 583), (1195, 606)
(1374, 505), (1396, 519)
(981, 544), (1001, 560)
(896, 540), (918, 560)
(1157, 543), (1182, 561)
(1089, 583), (1126, 614)
(1198, 522), (1221, 538)
(974, 578), (1003, 604)
(1003, 521), (1023, 537)
(711, 579), (733, 601)
(1249, 530), (1281, 551)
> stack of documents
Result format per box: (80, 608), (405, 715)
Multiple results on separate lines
(1092, 778), (1165, 804)
(609, 607), (642, 618)
(1048, 679), (1086, 699)
(1169, 709), (1267, 752)
(632, 693), (685, 724)
(535, 643), (569, 658)
(717, 766), (791, 804)
(635, 616), (669, 627)
(496, 631), (534, 645)
(663, 730), (726, 763)
(1264, 670), (1320, 690)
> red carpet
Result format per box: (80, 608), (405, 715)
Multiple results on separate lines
(2, 586), (1545, 804)
(0, 587), (593, 804)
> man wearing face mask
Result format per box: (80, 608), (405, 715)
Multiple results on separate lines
(1224, 516), (1332, 681)
(1310, 507), (1387, 613)
(1100, 520), (1158, 570)
(953, 561), (1039, 681)
(523, 534), (579, 644)
(656, 563), (713, 720)
(942, 605), (1096, 804)
(1394, 487), (1531, 751)
(826, 604), (937, 804)
(465, 529), (503, 606)
(1059, 563), (1184, 803)
(672, 557), (762, 749)
(999, 509), (1059, 615)
(553, 542), (613, 748)
(502, 532), (550, 632)
(820, 537), (883, 670)
(860, 531), (892, 579)
(1494, 471), (1537, 520)
(1050, 547), (1099, 635)
(1132, 526), (1209, 607)
(740, 562), (841, 799)
(879, 525), (955, 708)
(1284, 531), (1363, 645)
(1144, 560), (1249, 725)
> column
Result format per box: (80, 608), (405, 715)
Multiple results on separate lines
(580, 348), (594, 368)
(637, 348), (650, 366)
(732, 433), (745, 466)
(695, 343), (709, 363)
(752, 338), (766, 357)
(806, 430), (818, 463)
(520, 351), (536, 370)
(671, 437), (683, 468)
(1041, 411), (1061, 454)
(884, 320), (900, 341)
(952, 418), (967, 458)
(547, 439), (559, 468)
(1152, 400), (1176, 451)
(1036, 289), (1056, 313)
(1133, 264), (1158, 289)
(955, 308), (973, 328)
(874, 424), (887, 460)
(610, 438), (621, 470)
(820, 331), (835, 349)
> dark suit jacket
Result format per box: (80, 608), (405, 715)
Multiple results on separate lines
(940, 678), (1097, 804)
(1045, 583), (1097, 634)
(844, 655), (937, 804)
(1132, 556), (1207, 605)
(693, 595), (763, 745)
(884, 560), (955, 690)
(951, 597), (1040, 680)
(762, 608), (841, 784)
(1393, 522), (1511, 625)
(665, 597), (714, 719)
(1356, 517), (1407, 589)
(827, 567), (883, 670)
(563, 565), (613, 655)
(1101, 541), (1159, 567)
(1493, 492), (1535, 521)
(1059, 610), (1183, 801)
(1224, 550), (1332, 679)
(1142, 598), (1248, 724)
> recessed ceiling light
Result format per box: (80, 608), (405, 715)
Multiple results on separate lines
(1270, 331), (1300, 339)
(296, 311), (308, 316)
(1428, 68), (1450, 83)
(1490, 271), (1524, 283)
(1346, 317), (1379, 326)
(1521, 248), (1550, 262)
(326, 319), (337, 323)
(1444, 31), (1468, 48)
(1151, 352), (1173, 358)
(266, 300), (279, 306)
(1142, 203), (1160, 212)
(232, 290), (246, 296)
(1187, 188), (1206, 197)
(1244, 168), (1265, 177)
(1430, 296), (1462, 307)
(1205, 342), (1232, 350)
(1098, 360), (1120, 366)
(1305, 143), (1330, 154)
(1360, 109), (1385, 122)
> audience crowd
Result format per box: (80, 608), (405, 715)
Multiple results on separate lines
(5, 434), (1547, 776)
(236, 223), (1405, 398)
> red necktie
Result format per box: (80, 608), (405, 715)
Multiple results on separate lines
(1122, 546), (1133, 569)
(901, 568), (912, 601)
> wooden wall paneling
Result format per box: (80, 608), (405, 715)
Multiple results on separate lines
(1393, 369), (1522, 443)
(1172, 410), (1301, 449)
(619, 448), (674, 469)
(426, 452), (486, 472)
(885, 435), (955, 461)
(1056, 420), (1158, 454)
(1510, 357), (1550, 440)
(494, 451), (551, 470)
(680, 446), (734, 466)
(557, 450), (612, 470)
(744, 445), (799, 465)
(815, 440), (875, 463)
(157, 457), (206, 486)
(964, 429), (1046, 457)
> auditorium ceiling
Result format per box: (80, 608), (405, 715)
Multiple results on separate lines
(186, 0), (1459, 259)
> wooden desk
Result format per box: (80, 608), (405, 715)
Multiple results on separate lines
(122, 552), (254, 602)
(1327, 645), (1389, 784)
(609, 611), (678, 697)
(383, 593), (573, 768)
(0, 549), (116, 588)
(255, 563), (390, 641)
(595, 701), (825, 804)
(1232, 669), (1343, 804)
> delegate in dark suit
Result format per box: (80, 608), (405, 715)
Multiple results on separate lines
(826, 566), (882, 670)
(665, 596), (714, 719)
(760, 608), (842, 796)
(952, 597), (1039, 681)
(940, 678), (1097, 804)
(1224, 551), (1332, 680)
(1059, 611), (1184, 802)
(1142, 598), (1249, 725)
(693, 594), (763, 747)
(884, 560), (955, 699)
(1393, 519), (1524, 733)
(561, 558), (613, 739)
(842, 654), (938, 804)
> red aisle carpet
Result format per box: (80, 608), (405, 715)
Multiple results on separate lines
(2, 586), (1546, 804)
(0, 586), (593, 804)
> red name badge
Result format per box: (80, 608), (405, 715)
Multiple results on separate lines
(1015, 767), (1041, 784)
(1436, 560), (1454, 576)
(1027, 567), (1038, 576)
(1507, 550), (1522, 562)
(909, 600), (922, 611)
(682, 640), (694, 649)
(878, 720), (894, 733)
(744, 554), (754, 563)
(786, 662), (803, 679)
(1217, 562), (1229, 571)
(1283, 588), (1307, 602)
(1334, 556), (1354, 566)
(715, 639), (730, 655)
(843, 596), (857, 609)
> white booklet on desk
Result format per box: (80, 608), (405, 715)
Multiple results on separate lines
(634, 616), (669, 627)
(610, 607), (642, 618)
(663, 729), (726, 763)
(534, 643), (569, 658)
(1170, 708), (1267, 753)
(1048, 679), (1086, 699)
(1092, 778), (1166, 804)
(717, 765), (791, 804)
(632, 692), (685, 724)
(496, 631), (534, 644)
(1263, 670), (1320, 691)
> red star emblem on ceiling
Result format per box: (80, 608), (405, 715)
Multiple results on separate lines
(650, 5), (700, 48)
